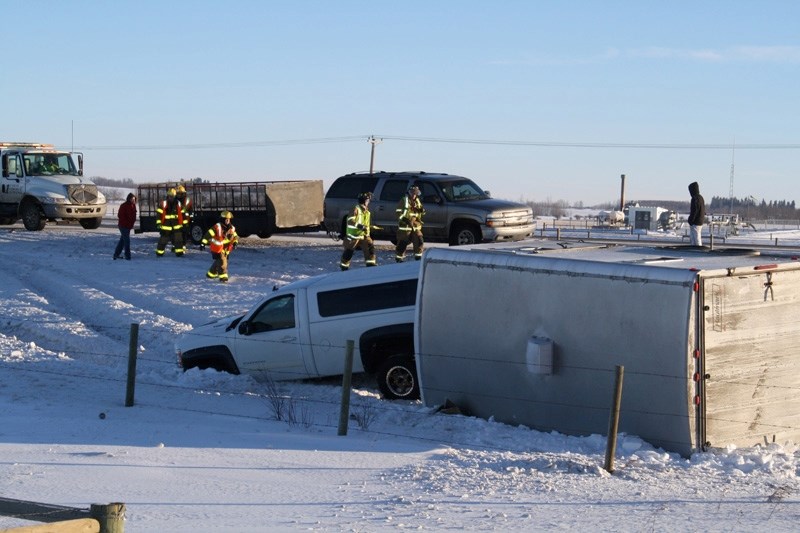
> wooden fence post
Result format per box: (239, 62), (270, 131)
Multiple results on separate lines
(604, 365), (625, 473)
(337, 340), (355, 436)
(89, 502), (125, 533)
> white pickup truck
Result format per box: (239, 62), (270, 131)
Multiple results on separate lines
(0, 142), (106, 230)
(176, 261), (420, 399)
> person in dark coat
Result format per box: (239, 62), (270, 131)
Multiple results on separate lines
(688, 181), (706, 246)
(113, 193), (137, 260)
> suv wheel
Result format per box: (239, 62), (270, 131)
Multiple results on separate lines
(376, 355), (419, 400)
(449, 223), (480, 246)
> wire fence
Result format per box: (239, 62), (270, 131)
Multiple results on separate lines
(2, 317), (799, 453)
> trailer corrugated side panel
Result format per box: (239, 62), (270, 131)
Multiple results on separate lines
(264, 181), (323, 229)
(416, 248), (699, 455)
(700, 267), (800, 449)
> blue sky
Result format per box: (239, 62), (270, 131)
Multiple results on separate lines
(4, 0), (798, 205)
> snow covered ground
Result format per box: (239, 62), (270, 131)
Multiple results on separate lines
(1, 223), (800, 532)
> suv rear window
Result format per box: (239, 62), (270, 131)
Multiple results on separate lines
(326, 176), (379, 199)
(317, 279), (418, 317)
(378, 179), (409, 202)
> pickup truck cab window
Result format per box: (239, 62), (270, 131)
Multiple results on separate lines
(249, 294), (296, 332)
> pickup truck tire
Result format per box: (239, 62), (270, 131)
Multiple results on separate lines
(376, 354), (419, 400)
(449, 222), (480, 246)
(21, 201), (46, 231)
(79, 217), (103, 229)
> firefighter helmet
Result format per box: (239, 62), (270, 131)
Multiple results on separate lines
(220, 210), (233, 220)
(357, 191), (372, 203)
(176, 184), (186, 193)
(407, 185), (420, 196)
(167, 188), (177, 197)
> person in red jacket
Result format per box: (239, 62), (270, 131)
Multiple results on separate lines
(114, 193), (137, 260)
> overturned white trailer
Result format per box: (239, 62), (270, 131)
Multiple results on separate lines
(415, 243), (800, 456)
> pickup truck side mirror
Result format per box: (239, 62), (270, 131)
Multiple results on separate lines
(238, 321), (251, 335)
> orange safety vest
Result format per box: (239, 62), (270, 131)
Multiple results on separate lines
(205, 222), (237, 253)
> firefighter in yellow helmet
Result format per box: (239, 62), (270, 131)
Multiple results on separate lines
(155, 187), (186, 257)
(200, 211), (239, 282)
(175, 184), (194, 245)
(340, 191), (378, 270)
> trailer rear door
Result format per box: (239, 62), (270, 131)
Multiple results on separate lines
(701, 267), (800, 449)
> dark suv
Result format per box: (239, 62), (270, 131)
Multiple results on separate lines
(323, 171), (534, 245)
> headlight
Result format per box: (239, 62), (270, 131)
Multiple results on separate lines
(40, 196), (67, 204)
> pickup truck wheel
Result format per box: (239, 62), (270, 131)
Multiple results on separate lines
(449, 223), (480, 246)
(79, 217), (103, 229)
(21, 201), (46, 231)
(377, 355), (419, 400)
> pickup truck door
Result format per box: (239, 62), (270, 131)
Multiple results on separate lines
(232, 293), (309, 380)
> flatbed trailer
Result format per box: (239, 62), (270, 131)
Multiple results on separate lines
(137, 180), (323, 242)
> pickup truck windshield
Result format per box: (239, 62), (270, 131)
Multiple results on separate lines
(439, 179), (488, 202)
(23, 153), (77, 176)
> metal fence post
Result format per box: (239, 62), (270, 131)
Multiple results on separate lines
(125, 323), (139, 407)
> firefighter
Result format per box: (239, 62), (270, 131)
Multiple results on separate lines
(340, 192), (378, 271)
(200, 211), (239, 282)
(175, 184), (193, 246)
(155, 188), (186, 257)
(395, 185), (425, 262)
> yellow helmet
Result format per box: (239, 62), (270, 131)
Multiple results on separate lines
(167, 188), (177, 197)
(220, 210), (233, 220)
(176, 185), (186, 193)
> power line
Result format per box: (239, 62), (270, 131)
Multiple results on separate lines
(69, 135), (800, 151)
(377, 135), (800, 150)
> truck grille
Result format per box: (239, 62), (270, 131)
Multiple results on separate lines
(67, 184), (100, 205)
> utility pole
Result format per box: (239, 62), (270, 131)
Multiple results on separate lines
(368, 136), (382, 174)
(729, 139), (736, 214)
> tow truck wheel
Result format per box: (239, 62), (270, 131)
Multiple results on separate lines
(377, 355), (419, 400)
(21, 201), (46, 231)
(79, 217), (102, 229)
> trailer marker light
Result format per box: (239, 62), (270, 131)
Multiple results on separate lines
(754, 264), (778, 270)
(694, 395), (702, 405)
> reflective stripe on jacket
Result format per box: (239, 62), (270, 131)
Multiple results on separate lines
(396, 196), (424, 231)
(346, 204), (371, 239)
(203, 223), (238, 253)
(156, 200), (184, 231)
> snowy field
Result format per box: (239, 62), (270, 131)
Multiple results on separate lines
(1, 223), (800, 532)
